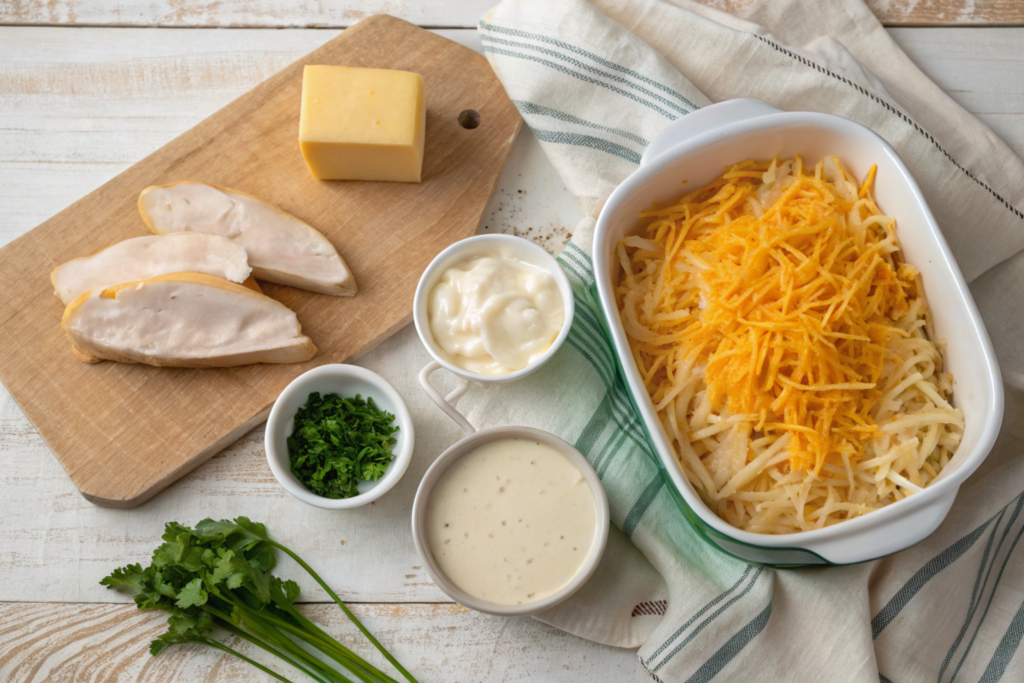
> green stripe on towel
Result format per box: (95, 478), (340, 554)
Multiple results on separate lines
(653, 568), (765, 672)
(622, 474), (665, 538)
(481, 45), (680, 120)
(872, 511), (1002, 639)
(514, 100), (650, 146)
(648, 566), (756, 662)
(479, 20), (701, 111)
(940, 504), (1013, 680)
(482, 34), (691, 117)
(950, 494), (1024, 681)
(682, 602), (774, 683)
(979, 598), (1024, 683)
(575, 395), (614, 463)
(531, 128), (643, 164)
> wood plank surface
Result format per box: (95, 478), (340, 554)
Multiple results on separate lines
(0, 16), (522, 508)
(1, 0), (1022, 27)
(0, 602), (648, 682)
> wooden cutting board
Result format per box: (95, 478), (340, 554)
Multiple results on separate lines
(0, 15), (521, 507)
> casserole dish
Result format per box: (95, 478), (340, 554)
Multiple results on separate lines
(593, 99), (1003, 565)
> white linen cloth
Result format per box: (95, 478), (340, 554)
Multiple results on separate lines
(466, 1), (1024, 681)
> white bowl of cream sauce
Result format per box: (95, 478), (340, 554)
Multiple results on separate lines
(413, 234), (574, 383)
(411, 424), (609, 616)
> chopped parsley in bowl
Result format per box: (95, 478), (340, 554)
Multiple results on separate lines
(265, 364), (415, 509)
(287, 392), (399, 499)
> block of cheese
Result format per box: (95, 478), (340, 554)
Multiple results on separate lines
(299, 65), (426, 182)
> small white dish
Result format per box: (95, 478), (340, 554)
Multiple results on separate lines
(265, 364), (415, 509)
(411, 387), (609, 616)
(412, 233), (575, 387)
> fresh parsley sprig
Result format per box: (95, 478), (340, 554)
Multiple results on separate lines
(287, 393), (399, 499)
(101, 517), (418, 683)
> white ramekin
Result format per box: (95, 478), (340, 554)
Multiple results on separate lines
(410, 388), (610, 615)
(265, 364), (415, 509)
(412, 233), (574, 387)
(593, 99), (1003, 565)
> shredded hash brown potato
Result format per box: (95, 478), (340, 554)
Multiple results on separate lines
(615, 156), (964, 534)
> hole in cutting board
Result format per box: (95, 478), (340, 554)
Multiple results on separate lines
(458, 110), (481, 129)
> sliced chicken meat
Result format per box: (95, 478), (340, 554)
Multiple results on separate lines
(139, 181), (357, 296)
(62, 272), (317, 367)
(51, 232), (252, 305)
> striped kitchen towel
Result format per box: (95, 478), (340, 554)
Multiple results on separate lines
(466, 0), (1024, 680)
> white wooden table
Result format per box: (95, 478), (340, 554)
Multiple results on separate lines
(1, 2), (1022, 681)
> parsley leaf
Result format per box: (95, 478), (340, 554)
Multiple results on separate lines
(286, 392), (399, 499)
(174, 578), (208, 609)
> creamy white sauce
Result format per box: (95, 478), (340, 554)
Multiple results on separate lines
(425, 439), (597, 606)
(427, 255), (563, 375)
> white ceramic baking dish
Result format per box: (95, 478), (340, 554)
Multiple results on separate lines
(593, 99), (1003, 565)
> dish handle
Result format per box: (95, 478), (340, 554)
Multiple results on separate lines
(641, 99), (783, 166)
(419, 361), (476, 434)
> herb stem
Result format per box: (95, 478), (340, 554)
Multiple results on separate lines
(230, 606), (353, 683)
(204, 609), (332, 683)
(216, 595), (349, 683)
(257, 608), (396, 683)
(257, 620), (351, 683)
(199, 636), (296, 683)
(267, 541), (418, 683)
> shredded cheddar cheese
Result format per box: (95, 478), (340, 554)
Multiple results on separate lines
(616, 156), (964, 534)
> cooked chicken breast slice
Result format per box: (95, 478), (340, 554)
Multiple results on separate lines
(62, 272), (317, 367)
(139, 182), (357, 296)
(51, 233), (252, 305)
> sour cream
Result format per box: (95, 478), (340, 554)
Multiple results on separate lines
(427, 255), (564, 375)
(425, 438), (598, 606)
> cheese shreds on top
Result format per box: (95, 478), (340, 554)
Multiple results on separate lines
(616, 156), (964, 534)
